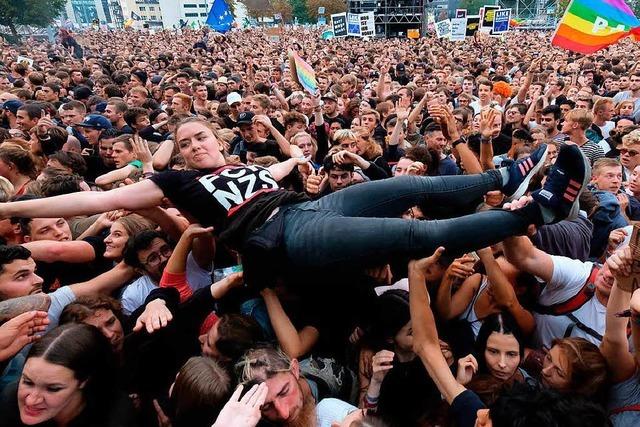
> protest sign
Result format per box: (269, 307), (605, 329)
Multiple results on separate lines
(435, 19), (452, 39)
(493, 9), (511, 34)
(450, 17), (467, 41)
(465, 15), (480, 37)
(348, 13), (361, 36)
(407, 28), (420, 39)
(481, 5), (500, 29)
(16, 56), (34, 67)
(359, 12), (375, 37)
(455, 9), (467, 18)
(331, 13), (348, 37)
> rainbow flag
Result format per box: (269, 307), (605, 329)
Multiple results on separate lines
(288, 50), (318, 95)
(552, 0), (640, 54)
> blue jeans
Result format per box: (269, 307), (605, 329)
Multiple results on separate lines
(280, 172), (535, 270)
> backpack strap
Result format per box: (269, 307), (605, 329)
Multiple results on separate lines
(563, 312), (604, 342)
(610, 404), (640, 415)
(536, 265), (600, 316)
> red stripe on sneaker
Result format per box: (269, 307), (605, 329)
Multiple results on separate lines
(519, 163), (527, 175)
(526, 158), (534, 169)
(566, 186), (579, 195)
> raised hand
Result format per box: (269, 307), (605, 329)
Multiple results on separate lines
(213, 383), (268, 427)
(371, 349), (395, 384)
(456, 354), (478, 385)
(479, 108), (498, 140)
(131, 134), (153, 165)
(409, 246), (445, 274)
(133, 299), (173, 334)
(0, 311), (49, 361)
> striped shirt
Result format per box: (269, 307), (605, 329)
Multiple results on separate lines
(561, 140), (605, 165)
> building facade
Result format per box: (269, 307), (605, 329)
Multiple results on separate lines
(158, 0), (214, 29)
(62, 0), (123, 26)
(119, 0), (164, 28)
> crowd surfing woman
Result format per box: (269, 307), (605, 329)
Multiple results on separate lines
(0, 117), (589, 289)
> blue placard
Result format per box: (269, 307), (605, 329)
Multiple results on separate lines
(492, 9), (510, 34)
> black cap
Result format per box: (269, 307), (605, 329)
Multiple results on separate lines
(72, 85), (93, 100)
(132, 70), (148, 85)
(237, 111), (255, 126)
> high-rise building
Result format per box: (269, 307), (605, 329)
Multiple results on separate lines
(62, 0), (123, 26)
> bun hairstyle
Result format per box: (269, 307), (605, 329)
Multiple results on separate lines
(0, 140), (37, 179)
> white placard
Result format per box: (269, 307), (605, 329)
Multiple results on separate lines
(450, 17), (467, 41)
(359, 12), (375, 37)
(435, 19), (451, 39)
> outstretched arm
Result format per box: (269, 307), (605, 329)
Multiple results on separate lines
(261, 288), (319, 359)
(477, 248), (535, 336)
(0, 179), (165, 219)
(601, 247), (637, 383)
(502, 235), (554, 283)
(409, 248), (467, 405)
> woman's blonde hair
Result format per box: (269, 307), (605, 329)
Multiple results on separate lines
(290, 131), (316, 149)
(353, 126), (383, 159)
(333, 129), (357, 145)
(622, 128), (640, 147)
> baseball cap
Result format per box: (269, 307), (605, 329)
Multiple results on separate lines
(321, 92), (338, 102)
(72, 85), (93, 101)
(227, 92), (242, 106)
(1, 100), (24, 114)
(396, 63), (406, 73)
(237, 111), (255, 126)
(94, 102), (108, 113)
(217, 76), (229, 85)
(76, 114), (112, 130)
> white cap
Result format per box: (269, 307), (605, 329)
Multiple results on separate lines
(226, 92), (242, 105)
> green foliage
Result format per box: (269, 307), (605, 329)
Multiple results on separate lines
(290, 0), (310, 23)
(0, 0), (67, 35)
(555, 0), (571, 18)
(458, 0), (490, 15)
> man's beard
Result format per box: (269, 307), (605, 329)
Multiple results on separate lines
(284, 383), (316, 427)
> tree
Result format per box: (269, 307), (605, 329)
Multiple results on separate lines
(272, 0), (293, 22)
(305, 0), (347, 21)
(0, 0), (66, 38)
(555, 0), (571, 19)
(290, 0), (310, 23)
(239, 0), (292, 21)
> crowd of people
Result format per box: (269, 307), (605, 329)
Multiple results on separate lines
(0, 24), (638, 426)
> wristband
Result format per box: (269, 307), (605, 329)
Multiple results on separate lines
(364, 393), (379, 407)
(481, 136), (492, 144)
(142, 172), (154, 179)
(452, 137), (466, 148)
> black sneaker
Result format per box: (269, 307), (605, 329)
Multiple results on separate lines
(531, 144), (590, 223)
(503, 144), (548, 201)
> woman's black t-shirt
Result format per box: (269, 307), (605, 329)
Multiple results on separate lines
(149, 165), (308, 249)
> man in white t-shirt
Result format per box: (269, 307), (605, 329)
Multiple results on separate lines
(120, 231), (213, 315)
(503, 235), (614, 348)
